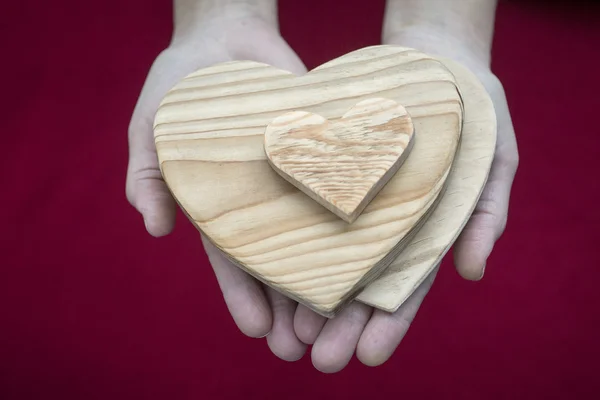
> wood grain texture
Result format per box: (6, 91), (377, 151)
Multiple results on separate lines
(356, 57), (497, 311)
(153, 45), (463, 317)
(264, 98), (415, 223)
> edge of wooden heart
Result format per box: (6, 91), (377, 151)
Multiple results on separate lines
(355, 56), (497, 312)
(255, 53), (462, 317)
(263, 99), (417, 224)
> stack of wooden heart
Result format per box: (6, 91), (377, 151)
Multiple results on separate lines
(153, 46), (497, 318)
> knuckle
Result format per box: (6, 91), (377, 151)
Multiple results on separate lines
(476, 198), (508, 239)
(496, 152), (519, 175)
(476, 199), (504, 226)
(390, 312), (413, 333)
(482, 73), (505, 97)
(496, 214), (508, 238)
(125, 180), (137, 207)
(493, 137), (520, 176)
(128, 115), (150, 141)
(342, 303), (371, 327)
(268, 292), (292, 316)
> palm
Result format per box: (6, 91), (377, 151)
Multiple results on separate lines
(127, 23), (343, 363)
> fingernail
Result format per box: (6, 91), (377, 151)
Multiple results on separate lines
(478, 263), (486, 280)
(257, 331), (271, 338)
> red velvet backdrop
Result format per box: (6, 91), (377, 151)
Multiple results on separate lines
(3, 0), (600, 398)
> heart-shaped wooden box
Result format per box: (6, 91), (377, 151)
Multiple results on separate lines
(153, 46), (496, 317)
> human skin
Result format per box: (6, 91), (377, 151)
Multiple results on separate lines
(126, 0), (518, 373)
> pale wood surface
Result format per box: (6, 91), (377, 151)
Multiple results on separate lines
(264, 98), (415, 223)
(356, 57), (497, 311)
(154, 46), (463, 317)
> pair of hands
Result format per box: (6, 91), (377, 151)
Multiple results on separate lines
(126, 15), (518, 373)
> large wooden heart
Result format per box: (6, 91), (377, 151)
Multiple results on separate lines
(154, 46), (463, 317)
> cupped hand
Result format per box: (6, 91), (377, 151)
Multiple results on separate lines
(257, 34), (519, 373)
(126, 15), (306, 236)
(124, 12), (313, 357)
(383, 31), (520, 281)
(268, 32), (520, 373)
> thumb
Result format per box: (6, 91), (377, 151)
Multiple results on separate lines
(454, 77), (519, 280)
(126, 112), (176, 237)
(126, 160), (176, 237)
(453, 147), (518, 280)
(125, 49), (197, 237)
(452, 191), (504, 280)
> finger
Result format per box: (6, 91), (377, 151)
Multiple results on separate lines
(265, 288), (307, 361)
(293, 304), (327, 345)
(311, 302), (372, 373)
(202, 236), (272, 338)
(356, 267), (438, 367)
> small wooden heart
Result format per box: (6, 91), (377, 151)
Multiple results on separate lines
(264, 98), (415, 223)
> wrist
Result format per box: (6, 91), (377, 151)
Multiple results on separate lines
(382, 0), (497, 68)
(172, 0), (279, 45)
(384, 29), (492, 74)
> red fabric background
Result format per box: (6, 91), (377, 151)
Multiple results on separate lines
(2, 0), (600, 398)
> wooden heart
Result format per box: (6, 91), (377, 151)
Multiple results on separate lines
(264, 98), (415, 223)
(357, 56), (497, 312)
(154, 45), (463, 317)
